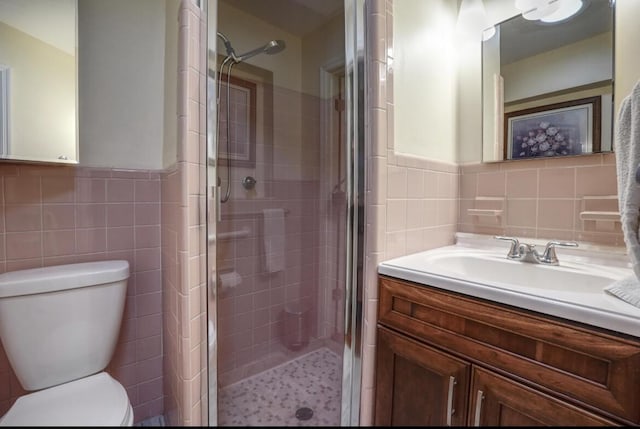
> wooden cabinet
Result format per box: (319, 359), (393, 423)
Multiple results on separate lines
(375, 326), (470, 426)
(374, 275), (640, 426)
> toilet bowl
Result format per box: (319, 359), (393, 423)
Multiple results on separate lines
(0, 261), (133, 426)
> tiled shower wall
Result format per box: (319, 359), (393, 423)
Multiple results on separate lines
(215, 85), (330, 384)
(216, 179), (321, 385)
(0, 164), (163, 424)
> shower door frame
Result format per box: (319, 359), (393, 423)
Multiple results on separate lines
(205, 0), (366, 425)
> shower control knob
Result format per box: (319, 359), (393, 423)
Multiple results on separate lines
(242, 176), (257, 190)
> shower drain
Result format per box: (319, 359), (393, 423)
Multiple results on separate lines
(295, 407), (314, 421)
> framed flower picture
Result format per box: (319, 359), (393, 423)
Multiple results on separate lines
(504, 96), (601, 160)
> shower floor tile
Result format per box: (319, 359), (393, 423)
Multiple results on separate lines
(218, 347), (342, 426)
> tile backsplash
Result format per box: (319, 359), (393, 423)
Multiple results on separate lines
(459, 153), (623, 247)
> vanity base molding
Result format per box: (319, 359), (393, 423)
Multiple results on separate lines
(374, 275), (640, 426)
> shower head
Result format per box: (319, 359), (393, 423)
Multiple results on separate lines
(235, 39), (286, 62)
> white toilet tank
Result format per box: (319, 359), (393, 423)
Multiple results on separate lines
(0, 260), (129, 391)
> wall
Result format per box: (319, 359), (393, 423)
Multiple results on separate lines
(0, 22), (76, 162)
(161, 0), (208, 425)
(78, 0), (166, 170)
(360, 0), (460, 424)
(0, 164), (164, 423)
(615, 0), (640, 107)
(456, 0), (638, 247)
(163, 0), (180, 169)
(392, 0), (458, 163)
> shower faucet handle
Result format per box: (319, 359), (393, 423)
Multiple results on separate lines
(242, 176), (257, 190)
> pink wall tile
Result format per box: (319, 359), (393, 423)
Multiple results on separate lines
(135, 181), (161, 202)
(575, 165), (617, 197)
(5, 232), (42, 260)
(538, 168), (575, 198)
(42, 177), (76, 203)
(107, 204), (134, 227)
(76, 228), (107, 254)
(506, 170), (538, 198)
(459, 173), (477, 199)
(107, 227), (135, 251)
(43, 230), (76, 257)
(477, 171), (506, 197)
(43, 205), (76, 230)
(76, 204), (106, 228)
(4, 177), (40, 204)
(5, 205), (42, 232)
(75, 178), (106, 203)
(136, 225), (161, 248)
(107, 179), (135, 202)
(135, 203), (161, 226)
(506, 200), (537, 228)
(537, 199), (575, 230)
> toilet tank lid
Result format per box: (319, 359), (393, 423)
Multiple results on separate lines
(0, 260), (129, 298)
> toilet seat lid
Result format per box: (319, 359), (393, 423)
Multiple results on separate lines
(0, 372), (132, 426)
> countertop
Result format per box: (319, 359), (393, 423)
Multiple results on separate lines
(378, 233), (640, 338)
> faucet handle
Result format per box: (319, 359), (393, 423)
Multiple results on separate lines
(494, 236), (520, 259)
(540, 240), (579, 265)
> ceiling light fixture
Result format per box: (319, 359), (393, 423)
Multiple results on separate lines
(515, 0), (584, 23)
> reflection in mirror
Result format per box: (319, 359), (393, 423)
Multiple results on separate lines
(0, 0), (77, 164)
(482, 0), (614, 163)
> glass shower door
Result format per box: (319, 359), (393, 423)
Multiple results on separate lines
(206, 0), (365, 426)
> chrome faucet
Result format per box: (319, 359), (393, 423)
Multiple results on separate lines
(494, 236), (578, 265)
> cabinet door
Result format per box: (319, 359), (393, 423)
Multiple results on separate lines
(374, 326), (470, 426)
(469, 366), (617, 426)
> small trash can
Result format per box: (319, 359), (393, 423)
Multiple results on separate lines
(282, 302), (310, 351)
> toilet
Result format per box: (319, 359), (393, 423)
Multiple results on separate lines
(0, 260), (134, 426)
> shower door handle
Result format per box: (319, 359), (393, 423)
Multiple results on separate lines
(211, 184), (221, 223)
(216, 185), (222, 222)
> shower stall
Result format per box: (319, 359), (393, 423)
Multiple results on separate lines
(206, 0), (365, 426)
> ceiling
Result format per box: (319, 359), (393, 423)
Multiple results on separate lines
(498, 0), (613, 65)
(0, 0), (75, 55)
(220, 0), (343, 37)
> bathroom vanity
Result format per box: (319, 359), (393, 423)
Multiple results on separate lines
(374, 236), (640, 426)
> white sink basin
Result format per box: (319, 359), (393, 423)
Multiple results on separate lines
(378, 238), (640, 338)
(411, 250), (621, 293)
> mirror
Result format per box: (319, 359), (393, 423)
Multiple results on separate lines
(482, 0), (614, 163)
(0, 0), (77, 164)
